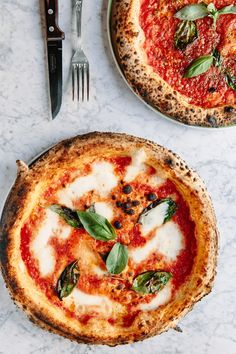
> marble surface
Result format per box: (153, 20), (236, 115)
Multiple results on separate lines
(0, 0), (236, 353)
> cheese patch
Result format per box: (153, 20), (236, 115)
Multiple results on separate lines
(31, 209), (71, 276)
(140, 282), (172, 311)
(130, 221), (184, 263)
(57, 162), (118, 208)
(124, 149), (147, 182)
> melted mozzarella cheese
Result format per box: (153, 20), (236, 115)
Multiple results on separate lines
(140, 282), (172, 311)
(130, 221), (184, 263)
(124, 149), (147, 182)
(148, 174), (165, 187)
(93, 202), (113, 221)
(57, 162), (118, 208)
(31, 209), (71, 276)
(140, 201), (170, 235)
(93, 265), (107, 276)
(64, 289), (114, 315)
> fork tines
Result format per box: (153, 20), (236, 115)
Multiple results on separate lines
(72, 62), (89, 102)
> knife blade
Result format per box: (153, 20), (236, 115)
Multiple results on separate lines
(44, 0), (65, 119)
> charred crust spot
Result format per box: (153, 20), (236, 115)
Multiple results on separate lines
(224, 106), (234, 114)
(207, 115), (217, 126)
(165, 94), (173, 100)
(0, 232), (9, 264)
(165, 158), (174, 167)
(9, 279), (19, 292)
(122, 54), (130, 61)
(63, 140), (73, 149)
(208, 87), (216, 93)
(17, 186), (26, 197)
(10, 203), (18, 214)
(135, 84), (148, 98)
(162, 102), (173, 111)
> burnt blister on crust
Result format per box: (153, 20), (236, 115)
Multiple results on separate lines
(112, 0), (236, 127)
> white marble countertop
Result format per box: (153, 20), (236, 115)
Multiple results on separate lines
(0, 1), (236, 353)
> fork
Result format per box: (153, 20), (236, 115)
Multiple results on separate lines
(72, 0), (89, 102)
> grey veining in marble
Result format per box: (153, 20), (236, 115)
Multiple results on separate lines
(0, 1), (236, 353)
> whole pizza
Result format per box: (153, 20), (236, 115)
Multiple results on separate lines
(111, 0), (236, 127)
(0, 132), (218, 345)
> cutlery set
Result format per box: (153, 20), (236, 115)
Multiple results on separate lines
(44, 0), (89, 120)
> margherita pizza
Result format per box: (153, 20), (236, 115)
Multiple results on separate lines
(0, 132), (218, 345)
(111, 0), (236, 127)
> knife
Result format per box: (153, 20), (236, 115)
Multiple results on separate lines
(44, 0), (65, 119)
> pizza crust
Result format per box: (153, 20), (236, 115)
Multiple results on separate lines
(0, 132), (218, 345)
(110, 0), (236, 127)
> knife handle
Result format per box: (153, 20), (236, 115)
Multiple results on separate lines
(45, 0), (65, 41)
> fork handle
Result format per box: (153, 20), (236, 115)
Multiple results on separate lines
(45, 0), (65, 41)
(75, 0), (83, 43)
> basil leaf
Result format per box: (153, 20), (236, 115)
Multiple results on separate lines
(175, 4), (208, 21)
(184, 55), (213, 78)
(174, 20), (198, 50)
(132, 271), (172, 294)
(207, 3), (217, 13)
(56, 260), (80, 300)
(225, 72), (236, 90)
(212, 48), (222, 67)
(175, 3), (236, 28)
(77, 211), (117, 241)
(218, 5), (236, 15)
(207, 3), (219, 27)
(106, 243), (128, 274)
(48, 204), (82, 228)
(163, 198), (177, 223)
(138, 198), (177, 227)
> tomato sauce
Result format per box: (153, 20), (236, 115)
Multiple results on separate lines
(140, 0), (236, 108)
(129, 224), (147, 247)
(122, 310), (140, 327)
(110, 156), (132, 174)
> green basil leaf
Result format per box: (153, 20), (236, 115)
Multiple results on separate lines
(175, 4), (208, 21)
(212, 48), (222, 67)
(207, 3), (217, 14)
(138, 198), (177, 227)
(48, 204), (82, 228)
(218, 4), (236, 15)
(132, 271), (172, 294)
(77, 211), (117, 241)
(56, 260), (80, 300)
(106, 243), (128, 274)
(163, 198), (177, 223)
(225, 72), (236, 90)
(184, 55), (213, 78)
(174, 20), (198, 50)
(207, 3), (219, 27)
